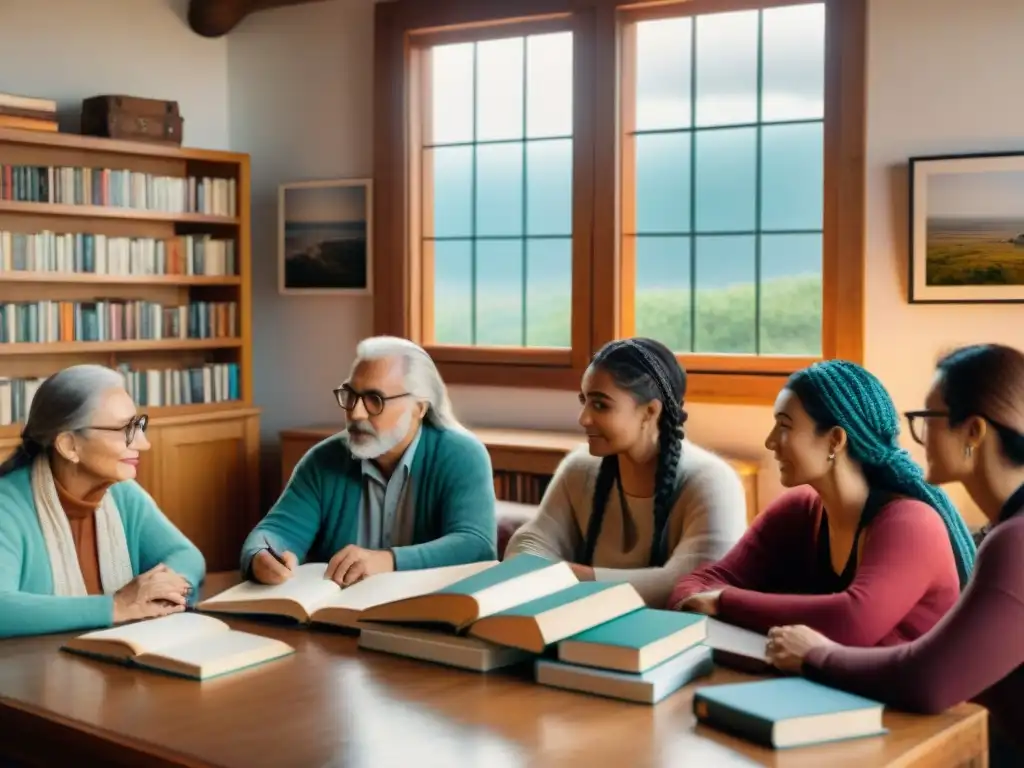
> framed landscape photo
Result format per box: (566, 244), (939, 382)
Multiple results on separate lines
(278, 178), (373, 295)
(909, 152), (1024, 303)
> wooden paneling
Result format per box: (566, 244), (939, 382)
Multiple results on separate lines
(279, 424), (761, 522)
(152, 410), (260, 572)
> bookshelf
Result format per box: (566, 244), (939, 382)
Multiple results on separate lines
(0, 127), (259, 571)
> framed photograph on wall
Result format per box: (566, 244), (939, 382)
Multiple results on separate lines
(910, 152), (1024, 303)
(278, 178), (373, 295)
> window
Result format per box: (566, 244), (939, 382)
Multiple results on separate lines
(373, 0), (865, 401)
(621, 5), (825, 359)
(420, 31), (575, 349)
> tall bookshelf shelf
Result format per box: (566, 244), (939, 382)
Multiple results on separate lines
(0, 127), (259, 571)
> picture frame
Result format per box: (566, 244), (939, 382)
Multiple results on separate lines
(278, 178), (373, 296)
(909, 152), (1024, 304)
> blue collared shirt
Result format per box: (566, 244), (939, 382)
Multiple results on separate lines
(357, 426), (422, 550)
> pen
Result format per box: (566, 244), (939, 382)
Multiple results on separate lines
(264, 536), (288, 567)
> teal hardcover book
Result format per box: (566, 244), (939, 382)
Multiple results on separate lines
(557, 608), (707, 672)
(537, 643), (714, 704)
(466, 581), (645, 653)
(358, 554), (579, 631)
(693, 677), (887, 749)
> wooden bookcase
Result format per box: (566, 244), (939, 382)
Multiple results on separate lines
(0, 127), (259, 572)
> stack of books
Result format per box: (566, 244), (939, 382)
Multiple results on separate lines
(0, 93), (58, 132)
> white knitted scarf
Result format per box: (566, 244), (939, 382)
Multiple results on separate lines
(30, 455), (134, 596)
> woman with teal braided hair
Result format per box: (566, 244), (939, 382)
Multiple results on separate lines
(670, 359), (971, 648)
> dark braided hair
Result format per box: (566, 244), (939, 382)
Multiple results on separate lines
(786, 360), (976, 586)
(579, 338), (688, 567)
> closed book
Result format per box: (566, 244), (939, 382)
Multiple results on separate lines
(197, 560), (496, 629)
(61, 613), (294, 681)
(693, 677), (887, 749)
(537, 644), (714, 704)
(359, 554), (579, 631)
(466, 581), (645, 653)
(358, 624), (532, 672)
(558, 608), (707, 673)
(703, 618), (772, 674)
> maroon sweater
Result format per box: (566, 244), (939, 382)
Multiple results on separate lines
(669, 486), (960, 646)
(805, 515), (1024, 755)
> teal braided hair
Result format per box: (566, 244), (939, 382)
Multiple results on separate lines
(786, 359), (976, 586)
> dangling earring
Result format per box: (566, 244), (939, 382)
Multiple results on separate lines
(828, 452), (836, 463)
(965, 445), (974, 458)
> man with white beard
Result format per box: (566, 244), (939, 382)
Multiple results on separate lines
(242, 336), (497, 586)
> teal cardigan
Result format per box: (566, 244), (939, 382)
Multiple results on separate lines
(241, 423), (497, 573)
(0, 466), (206, 639)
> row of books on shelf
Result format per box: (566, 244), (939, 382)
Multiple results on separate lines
(1, 165), (236, 217)
(0, 299), (237, 344)
(494, 470), (552, 505)
(0, 362), (240, 426)
(0, 231), (237, 277)
(65, 555), (887, 751)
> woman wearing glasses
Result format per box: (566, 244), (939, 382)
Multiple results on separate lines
(670, 359), (974, 647)
(0, 365), (204, 638)
(766, 344), (1024, 765)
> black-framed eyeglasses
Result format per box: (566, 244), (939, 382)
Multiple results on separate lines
(905, 409), (1021, 448)
(84, 414), (149, 446)
(904, 410), (947, 445)
(333, 385), (412, 417)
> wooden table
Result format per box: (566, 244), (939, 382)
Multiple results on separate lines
(0, 573), (987, 768)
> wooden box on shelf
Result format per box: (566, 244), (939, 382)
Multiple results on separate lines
(0, 127), (259, 572)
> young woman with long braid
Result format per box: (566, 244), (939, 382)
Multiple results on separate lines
(504, 338), (748, 606)
(768, 345), (1024, 766)
(670, 359), (975, 647)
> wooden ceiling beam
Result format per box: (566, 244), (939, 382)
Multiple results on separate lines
(188, 0), (327, 37)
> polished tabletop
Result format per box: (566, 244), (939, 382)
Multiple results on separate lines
(0, 573), (988, 768)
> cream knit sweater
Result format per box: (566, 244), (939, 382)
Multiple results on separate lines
(505, 441), (748, 607)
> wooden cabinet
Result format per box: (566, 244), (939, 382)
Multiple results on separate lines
(279, 424), (761, 523)
(0, 406), (260, 572)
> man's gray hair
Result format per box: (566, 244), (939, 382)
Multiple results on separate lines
(353, 336), (464, 431)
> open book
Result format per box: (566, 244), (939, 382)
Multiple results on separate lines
(197, 561), (498, 629)
(359, 554), (579, 631)
(61, 612), (294, 681)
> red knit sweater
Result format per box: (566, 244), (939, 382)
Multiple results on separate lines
(668, 486), (960, 647)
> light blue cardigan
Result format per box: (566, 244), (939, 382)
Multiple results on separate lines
(0, 465), (206, 639)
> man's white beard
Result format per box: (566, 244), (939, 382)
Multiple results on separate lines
(348, 407), (414, 460)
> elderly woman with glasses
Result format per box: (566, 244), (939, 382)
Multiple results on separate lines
(240, 336), (496, 588)
(0, 365), (205, 639)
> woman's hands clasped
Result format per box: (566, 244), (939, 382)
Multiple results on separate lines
(112, 564), (192, 623)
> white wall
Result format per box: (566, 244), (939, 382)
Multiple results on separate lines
(226, 0), (375, 499)
(0, 0), (230, 149)
(860, 0), (1024, 523)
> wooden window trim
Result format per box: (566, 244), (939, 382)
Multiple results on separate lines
(373, 0), (865, 404)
